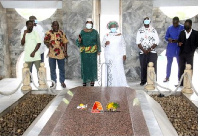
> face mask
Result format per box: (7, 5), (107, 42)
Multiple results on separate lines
(34, 20), (38, 24)
(184, 25), (191, 31)
(144, 20), (150, 25)
(111, 28), (117, 33)
(86, 23), (92, 29)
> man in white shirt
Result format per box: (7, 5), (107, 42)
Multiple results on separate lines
(136, 17), (159, 86)
(21, 20), (41, 71)
(21, 16), (46, 73)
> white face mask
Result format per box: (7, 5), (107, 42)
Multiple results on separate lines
(111, 28), (117, 33)
(86, 23), (92, 29)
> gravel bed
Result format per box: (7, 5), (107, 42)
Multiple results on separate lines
(151, 95), (198, 136)
(0, 94), (55, 136)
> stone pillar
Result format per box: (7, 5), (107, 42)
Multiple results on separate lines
(182, 64), (193, 94)
(145, 62), (155, 90)
(0, 3), (11, 78)
(62, 0), (93, 79)
(38, 62), (48, 90)
(21, 63), (32, 91)
(122, 0), (153, 81)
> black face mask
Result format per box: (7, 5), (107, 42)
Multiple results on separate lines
(184, 25), (191, 31)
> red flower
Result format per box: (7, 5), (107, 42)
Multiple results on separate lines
(56, 33), (61, 38)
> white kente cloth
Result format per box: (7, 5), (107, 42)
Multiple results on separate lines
(102, 32), (128, 87)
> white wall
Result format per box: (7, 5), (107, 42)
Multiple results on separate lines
(153, 0), (198, 7)
(100, 0), (120, 40)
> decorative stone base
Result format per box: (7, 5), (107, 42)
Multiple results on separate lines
(181, 88), (193, 94)
(39, 84), (48, 90)
(21, 85), (32, 91)
(145, 84), (155, 90)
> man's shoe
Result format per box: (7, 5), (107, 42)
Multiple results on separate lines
(163, 78), (169, 82)
(61, 83), (66, 88)
(140, 82), (146, 86)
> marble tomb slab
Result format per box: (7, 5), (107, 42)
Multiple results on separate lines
(39, 87), (150, 136)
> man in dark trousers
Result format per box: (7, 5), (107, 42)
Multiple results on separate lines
(178, 19), (198, 86)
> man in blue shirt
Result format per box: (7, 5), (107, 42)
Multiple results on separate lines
(163, 17), (184, 82)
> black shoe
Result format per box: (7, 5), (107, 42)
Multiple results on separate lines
(140, 82), (146, 86)
(83, 83), (86, 86)
(90, 82), (94, 86)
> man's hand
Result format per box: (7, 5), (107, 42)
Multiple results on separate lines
(123, 55), (126, 61)
(97, 52), (101, 55)
(105, 41), (110, 46)
(47, 43), (50, 48)
(64, 52), (69, 58)
(178, 42), (183, 46)
(143, 49), (149, 55)
(30, 51), (35, 57)
(147, 48), (151, 53)
(168, 38), (173, 43)
(172, 39), (178, 43)
(24, 30), (28, 34)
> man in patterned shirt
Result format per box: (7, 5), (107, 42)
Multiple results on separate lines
(136, 17), (159, 86)
(44, 21), (68, 88)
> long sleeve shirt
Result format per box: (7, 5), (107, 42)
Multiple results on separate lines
(76, 29), (101, 53)
(165, 24), (184, 57)
(102, 32), (126, 56)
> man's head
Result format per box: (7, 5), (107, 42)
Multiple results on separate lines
(29, 16), (37, 26)
(184, 19), (192, 31)
(143, 17), (150, 28)
(26, 20), (33, 32)
(172, 17), (179, 27)
(52, 21), (59, 32)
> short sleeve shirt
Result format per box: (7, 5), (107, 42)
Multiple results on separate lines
(44, 30), (68, 59)
(21, 30), (42, 62)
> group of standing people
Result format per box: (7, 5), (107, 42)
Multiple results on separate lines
(21, 15), (198, 88)
(136, 16), (198, 86)
(163, 17), (198, 86)
(21, 16), (68, 88)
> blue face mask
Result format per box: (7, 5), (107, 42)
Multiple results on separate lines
(111, 28), (117, 33)
(34, 20), (38, 24)
(144, 20), (150, 25)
